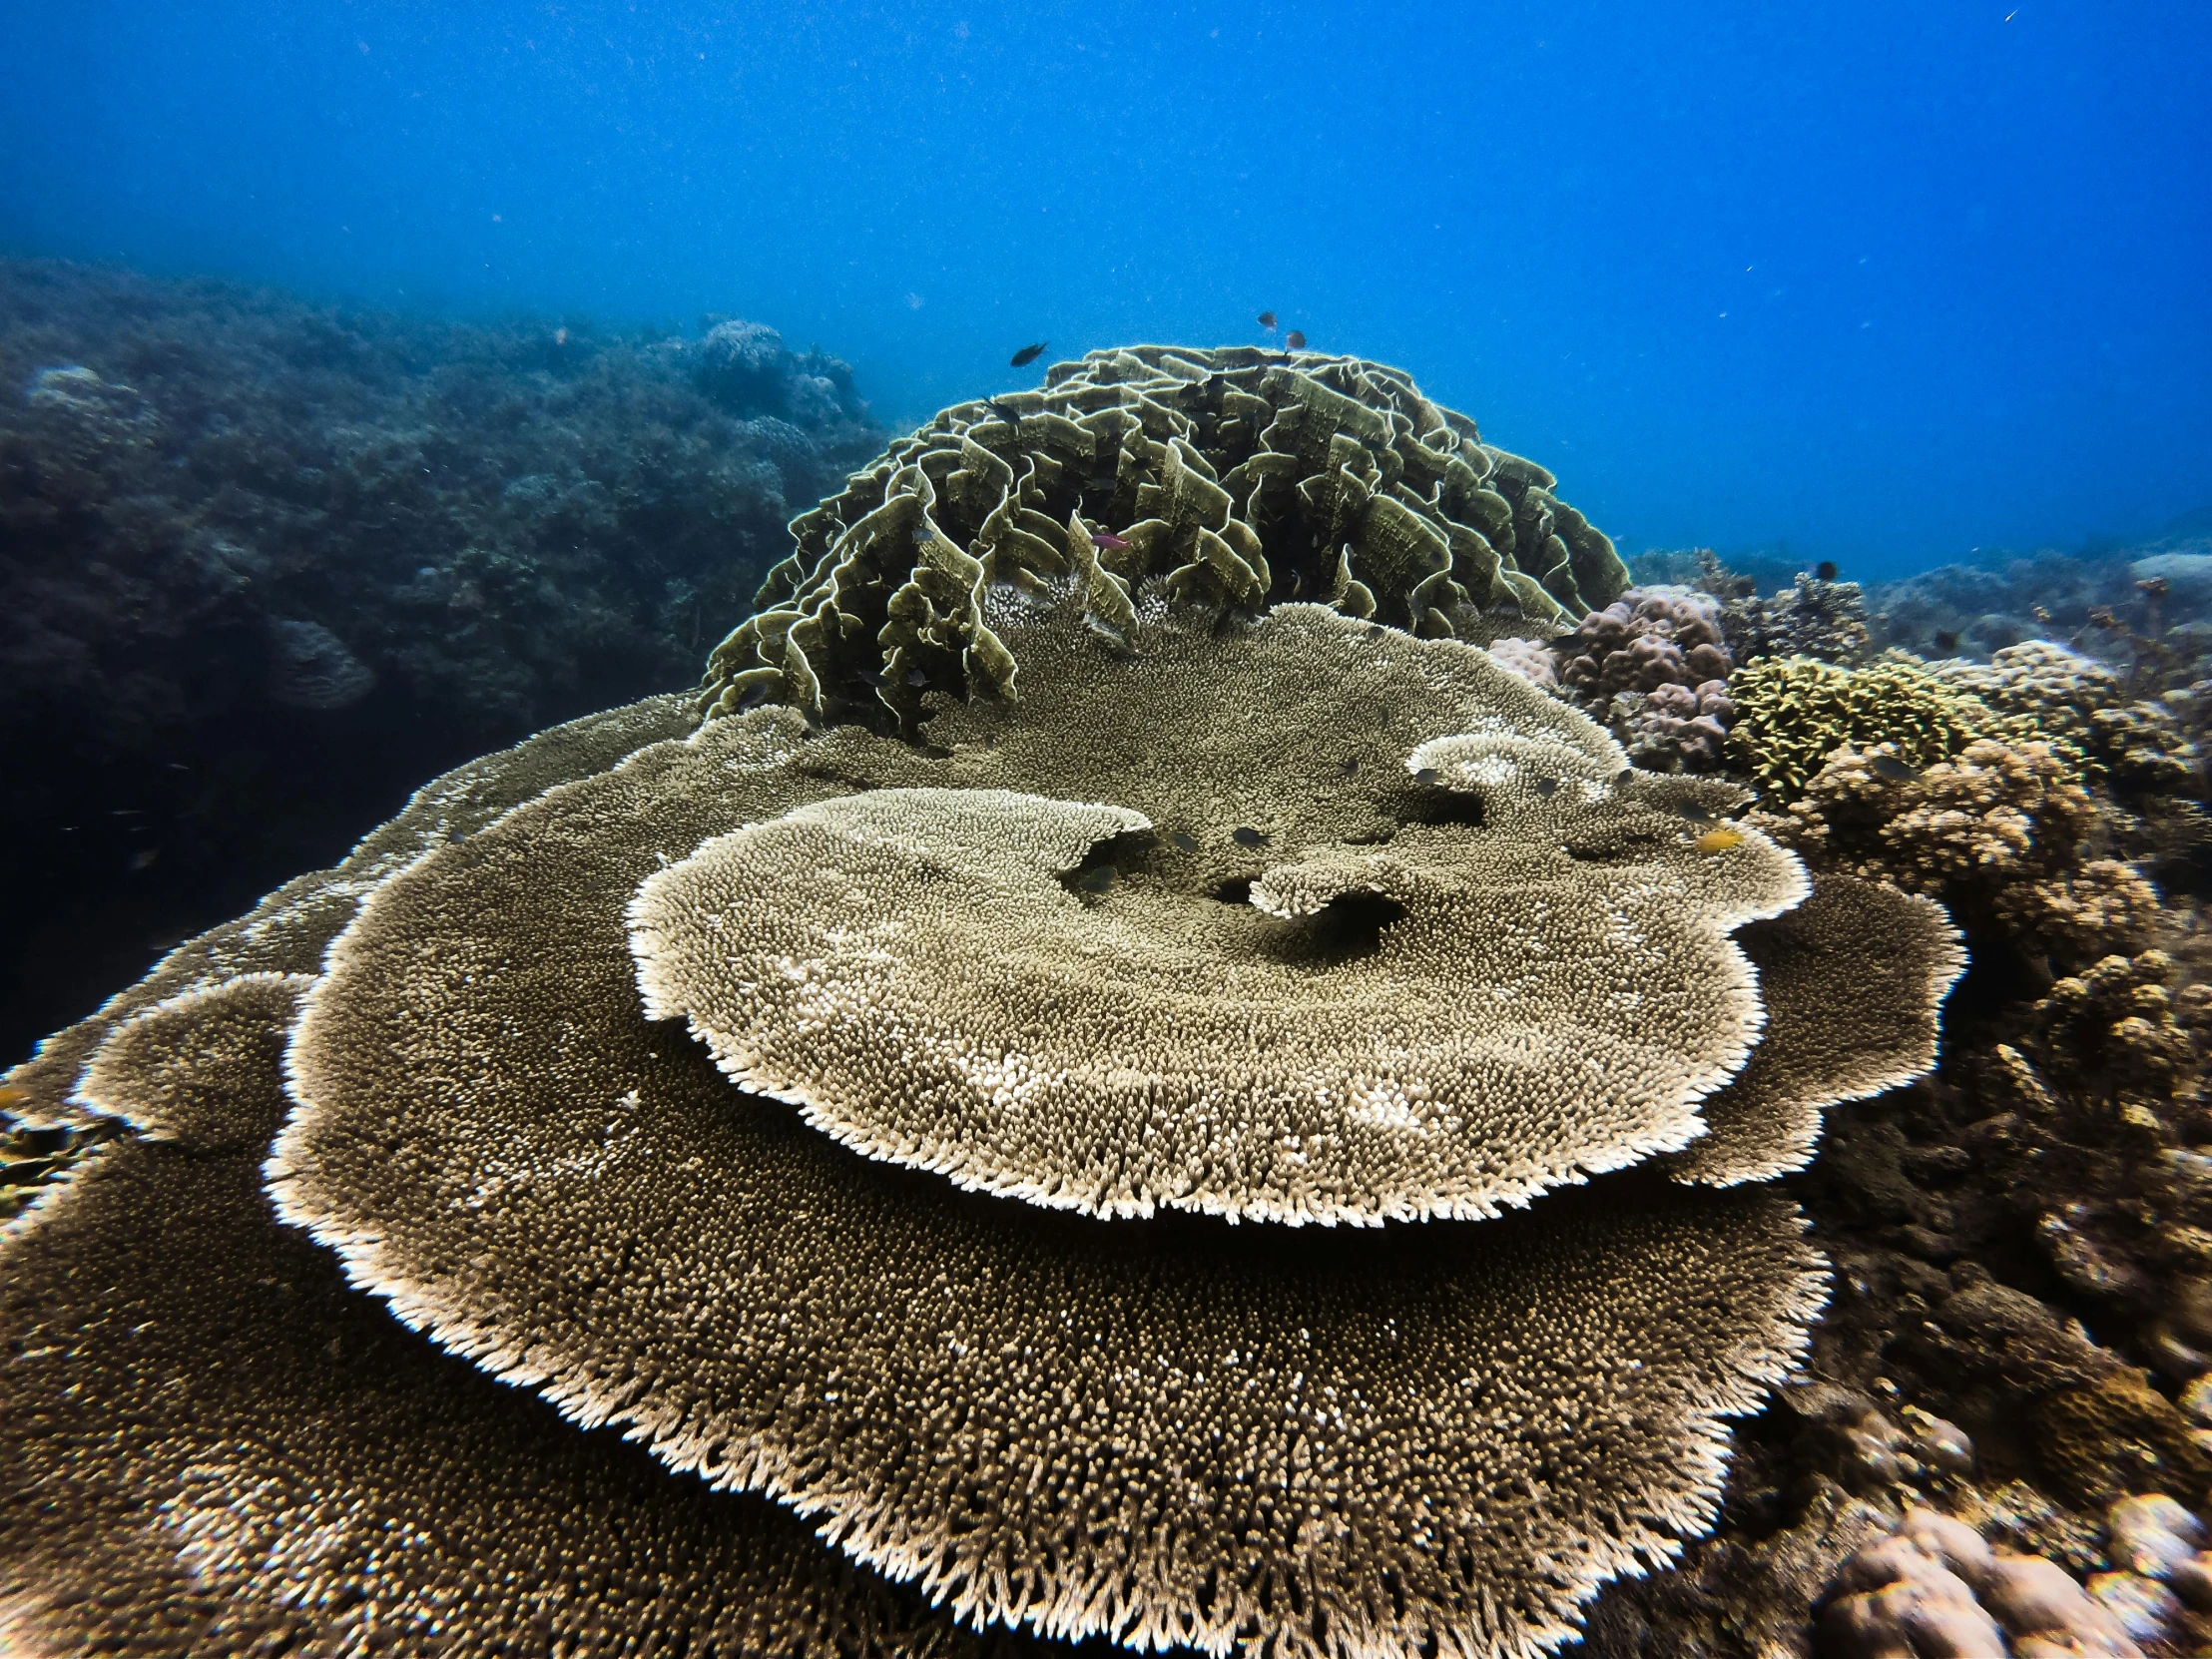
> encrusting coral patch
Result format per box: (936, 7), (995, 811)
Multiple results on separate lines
(697, 344), (1632, 733)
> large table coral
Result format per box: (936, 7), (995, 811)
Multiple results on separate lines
(2, 351), (1967, 1659)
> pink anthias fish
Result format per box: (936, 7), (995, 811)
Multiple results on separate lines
(1089, 531), (1130, 551)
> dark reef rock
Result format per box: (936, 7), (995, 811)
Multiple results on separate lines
(0, 258), (883, 1062)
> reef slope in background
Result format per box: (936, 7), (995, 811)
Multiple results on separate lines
(0, 257), (883, 1059)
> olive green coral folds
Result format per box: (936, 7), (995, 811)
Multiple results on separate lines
(697, 345), (1631, 732)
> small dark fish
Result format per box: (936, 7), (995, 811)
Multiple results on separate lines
(1673, 799), (1717, 824)
(1231, 827), (1269, 847)
(986, 397), (1022, 424)
(1009, 341), (1048, 367)
(1535, 778), (1560, 798)
(912, 525), (936, 545)
(1170, 830), (1200, 853)
(1869, 754), (1922, 783)
(1340, 756), (1360, 777)
(1367, 623), (1386, 640)
(1258, 310), (1278, 330)
(1090, 531), (1130, 551)
(1815, 560), (1839, 582)
(905, 669), (929, 688)
(1933, 629), (1961, 653)
(1545, 631), (1583, 649)
(1285, 329), (1307, 350)
(1412, 768), (1440, 786)
(1075, 865), (1116, 894)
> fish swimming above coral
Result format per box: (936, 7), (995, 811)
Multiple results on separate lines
(1, 345), (1978, 1659)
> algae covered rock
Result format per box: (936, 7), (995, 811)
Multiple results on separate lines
(698, 344), (1632, 732)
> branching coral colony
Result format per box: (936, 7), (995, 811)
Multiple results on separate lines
(37, 342), (2184, 1659)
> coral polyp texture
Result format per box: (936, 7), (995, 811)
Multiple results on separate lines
(6, 355), (1992, 1659)
(634, 602), (1808, 1226)
(697, 344), (1633, 732)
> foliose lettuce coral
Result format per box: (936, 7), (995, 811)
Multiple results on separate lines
(3, 350), (1969, 1659)
(698, 344), (1633, 733)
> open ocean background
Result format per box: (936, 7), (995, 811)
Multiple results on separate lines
(4, 0), (2208, 580)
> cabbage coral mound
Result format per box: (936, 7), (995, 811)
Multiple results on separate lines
(1, 361), (1967, 1659)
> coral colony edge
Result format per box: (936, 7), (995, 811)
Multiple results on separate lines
(5, 343), (2212, 1659)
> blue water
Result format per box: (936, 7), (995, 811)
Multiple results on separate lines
(2, 0), (2207, 580)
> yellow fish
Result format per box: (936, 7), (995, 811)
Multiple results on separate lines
(1694, 826), (1745, 854)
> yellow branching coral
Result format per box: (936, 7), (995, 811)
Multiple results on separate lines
(698, 344), (1632, 732)
(1727, 654), (1999, 800)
